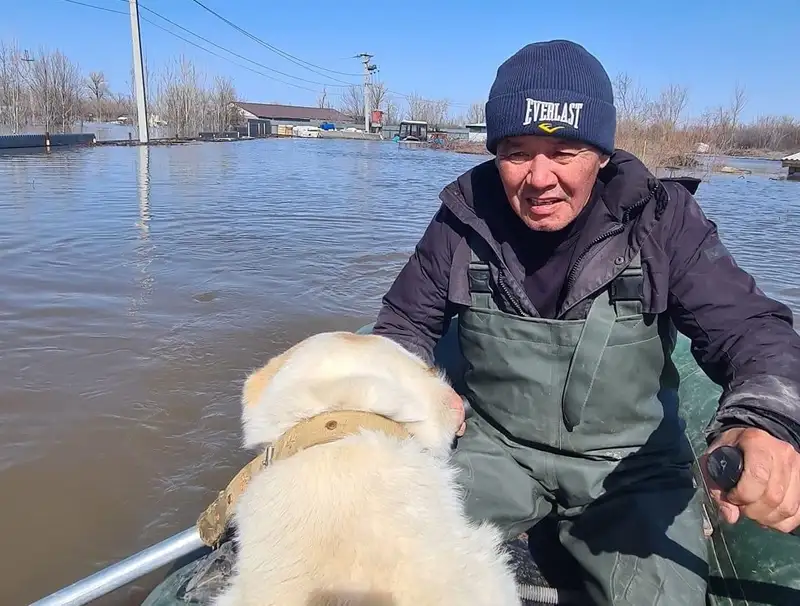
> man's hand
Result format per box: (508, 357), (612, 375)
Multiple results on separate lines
(701, 427), (800, 533)
(447, 388), (466, 437)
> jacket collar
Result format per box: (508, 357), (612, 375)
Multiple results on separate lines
(440, 149), (663, 225)
(438, 149), (669, 318)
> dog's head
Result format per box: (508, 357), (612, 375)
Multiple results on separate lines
(239, 332), (461, 458)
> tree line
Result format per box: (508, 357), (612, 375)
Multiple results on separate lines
(609, 73), (800, 167)
(332, 74), (798, 165)
(0, 41), (239, 138)
(1, 39), (798, 160)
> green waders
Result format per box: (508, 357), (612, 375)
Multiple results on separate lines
(451, 248), (709, 605)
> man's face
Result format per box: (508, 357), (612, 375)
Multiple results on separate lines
(495, 135), (608, 232)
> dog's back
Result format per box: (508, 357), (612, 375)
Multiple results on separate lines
(212, 333), (521, 606)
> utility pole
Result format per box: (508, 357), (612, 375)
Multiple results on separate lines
(129, 0), (149, 143)
(16, 50), (35, 134)
(357, 53), (377, 133)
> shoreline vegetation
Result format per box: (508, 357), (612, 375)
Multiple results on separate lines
(439, 75), (799, 173)
(1, 42), (798, 173)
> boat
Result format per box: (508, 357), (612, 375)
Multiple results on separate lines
(317, 129), (384, 141)
(392, 119), (429, 147)
(32, 176), (800, 606)
(36, 325), (800, 606)
(291, 125), (320, 138)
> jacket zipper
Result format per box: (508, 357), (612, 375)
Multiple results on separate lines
(452, 181), (659, 319)
(564, 224), (625, 294)
(564, 186), (657, 295)
(497, 273), (527, 316)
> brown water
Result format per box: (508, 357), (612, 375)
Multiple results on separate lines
(1, 140), (798, 605)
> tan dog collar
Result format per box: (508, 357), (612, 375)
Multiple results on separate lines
(267, 409), (410, 463)
(197, 410), (409, 547)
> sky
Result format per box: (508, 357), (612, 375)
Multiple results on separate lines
(2, 0), (798, 122)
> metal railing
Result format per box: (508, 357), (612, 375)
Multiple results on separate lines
(30, 527), (205, 606)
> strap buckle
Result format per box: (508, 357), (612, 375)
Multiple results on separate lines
(608, 275), (643, 302)
(467, 262), (492, 295)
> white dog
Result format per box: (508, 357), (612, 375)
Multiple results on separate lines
(211, 331), (521, 606)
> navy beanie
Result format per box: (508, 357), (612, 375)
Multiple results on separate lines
(485, 40), (616, 156)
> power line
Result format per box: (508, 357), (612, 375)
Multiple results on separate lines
(132, 0), (355, 89)
(387, 88), (472, 109)
(61, 0), (474, 108)
(61, 0), (126, 14)
(58, 0), (342, 95)
(187, 0), (362, 83)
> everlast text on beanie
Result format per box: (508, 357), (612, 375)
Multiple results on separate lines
(485, 40), (616, 156)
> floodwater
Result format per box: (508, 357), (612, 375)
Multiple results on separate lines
(1, 139), (798, 605)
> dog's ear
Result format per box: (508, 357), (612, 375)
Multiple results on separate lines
(242, 351), (289, 410)
(240, 349), (294, 449)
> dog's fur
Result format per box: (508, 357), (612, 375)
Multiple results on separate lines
(211, 331), (521, 606)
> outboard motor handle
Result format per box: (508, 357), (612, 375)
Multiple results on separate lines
(706, 445), (800, 537)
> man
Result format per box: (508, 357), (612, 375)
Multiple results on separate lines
(372, 39), (800, 605)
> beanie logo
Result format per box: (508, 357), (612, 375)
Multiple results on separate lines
(537, 123), (564, 134)
(523, 98), (584, 131)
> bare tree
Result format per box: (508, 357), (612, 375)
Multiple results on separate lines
(384, 98), (399, 125)
(317, 87), (332, 109)
(155, 55), (205, 137)
(425, 99), (450, 127)
(403, 92), (450, 127)
(100, 91), (133, 122)
(153, 57), (246, 136)
(654, 83), (689, 130)
(613, 72), (650, 123)
(369, 80), (387, 113)
(87, 71), (107, 121)
(335, 80), (387, 121)
(50, 50), (82, 131)
(613, 73), (703, 170)
(29, 48), (57, 132)
(704, 83), (748, 154)
(466, 101), (485, 124)
(729, 82), (747, 133)
(338, 84), (363, 121)
(208, 75), (239, 131)
(735, 114), (800, 151)
(404, 92), (427, 121)
(0, 41), (30, 132)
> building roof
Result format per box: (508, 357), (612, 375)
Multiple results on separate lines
(234, 102), (348, 122)
(782, 151), (800, 161)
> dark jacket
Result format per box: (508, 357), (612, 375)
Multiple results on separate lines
(373, 150), (800, 450)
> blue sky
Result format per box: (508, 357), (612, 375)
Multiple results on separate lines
(2, 0), (797, 122)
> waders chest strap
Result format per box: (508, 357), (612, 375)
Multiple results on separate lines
(562, 252), (644, 430)
(608, 252), (644, 316)
(467, 244), (495, 309)
(561, 291), (617, 431)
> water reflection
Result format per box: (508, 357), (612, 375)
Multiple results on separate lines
(137, 144), (151, 238)
(131, 144), (154, 318)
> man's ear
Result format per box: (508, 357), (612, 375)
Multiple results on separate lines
(599, 154), (611, 168)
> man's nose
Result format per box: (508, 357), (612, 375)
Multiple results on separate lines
(525, 155), (558, 190)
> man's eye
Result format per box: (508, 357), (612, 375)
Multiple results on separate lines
(504, 151), (530, 162)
